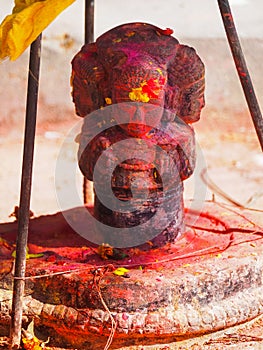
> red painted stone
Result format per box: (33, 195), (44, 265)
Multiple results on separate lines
(0, 202), (263, 349)
(71, 23), (205, 247)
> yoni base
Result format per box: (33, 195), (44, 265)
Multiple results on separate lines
(0, 201), (263, 349)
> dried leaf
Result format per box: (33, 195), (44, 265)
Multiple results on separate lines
(22, 320), (49, 349)
(97, 243), (114, 260)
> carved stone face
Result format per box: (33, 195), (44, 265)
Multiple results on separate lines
(112, 98), (165, 137)
(111, 64), (167, 136)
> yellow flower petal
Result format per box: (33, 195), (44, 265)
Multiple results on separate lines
(12, 245), (44, 259)
(0, 0), (75, 60)
(105, 97), (112, 105)
(113, 267), (129, 276)
(129, 88), (150, 103)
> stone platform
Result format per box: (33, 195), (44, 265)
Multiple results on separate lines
(0, 201), (263, 349)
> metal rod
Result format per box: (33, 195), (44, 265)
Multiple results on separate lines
(85, 0), (94, 44)
(217, 0), (263, 151)
(10, 34), (42, 349)
(83, 0), (95, 203)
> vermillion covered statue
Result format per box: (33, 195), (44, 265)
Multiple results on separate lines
(71, 22), (205, 247)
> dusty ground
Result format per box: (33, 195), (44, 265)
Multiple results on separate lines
(0, 35), (263, 349)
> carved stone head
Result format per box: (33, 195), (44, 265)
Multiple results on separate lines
(71, 22), (205, 124)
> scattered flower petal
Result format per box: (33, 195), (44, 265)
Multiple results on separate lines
(113, 267), (129, 276)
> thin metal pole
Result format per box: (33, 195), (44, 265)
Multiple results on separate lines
(85, 0), (94, 44)
(83, 0), (95, 204)
(217, 0), (263, 151)
(10, 34), (42, 349)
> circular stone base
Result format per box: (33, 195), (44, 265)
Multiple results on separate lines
(0, 201), (263, 349)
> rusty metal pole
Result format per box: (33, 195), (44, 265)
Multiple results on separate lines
(217, 0), (263, 151)
(83, 0), (95, 204)
(85, 0), (94, 44)
(10, 34), (42, 349)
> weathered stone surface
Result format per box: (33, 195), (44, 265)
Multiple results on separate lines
(0, 203), (263, 348)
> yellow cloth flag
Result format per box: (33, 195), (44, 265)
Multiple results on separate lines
(0, 0), (75, 60)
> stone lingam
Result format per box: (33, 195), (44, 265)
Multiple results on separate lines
(71, 22), (205, 248)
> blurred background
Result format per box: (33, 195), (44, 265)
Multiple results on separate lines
(0, 0), (262, 222)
